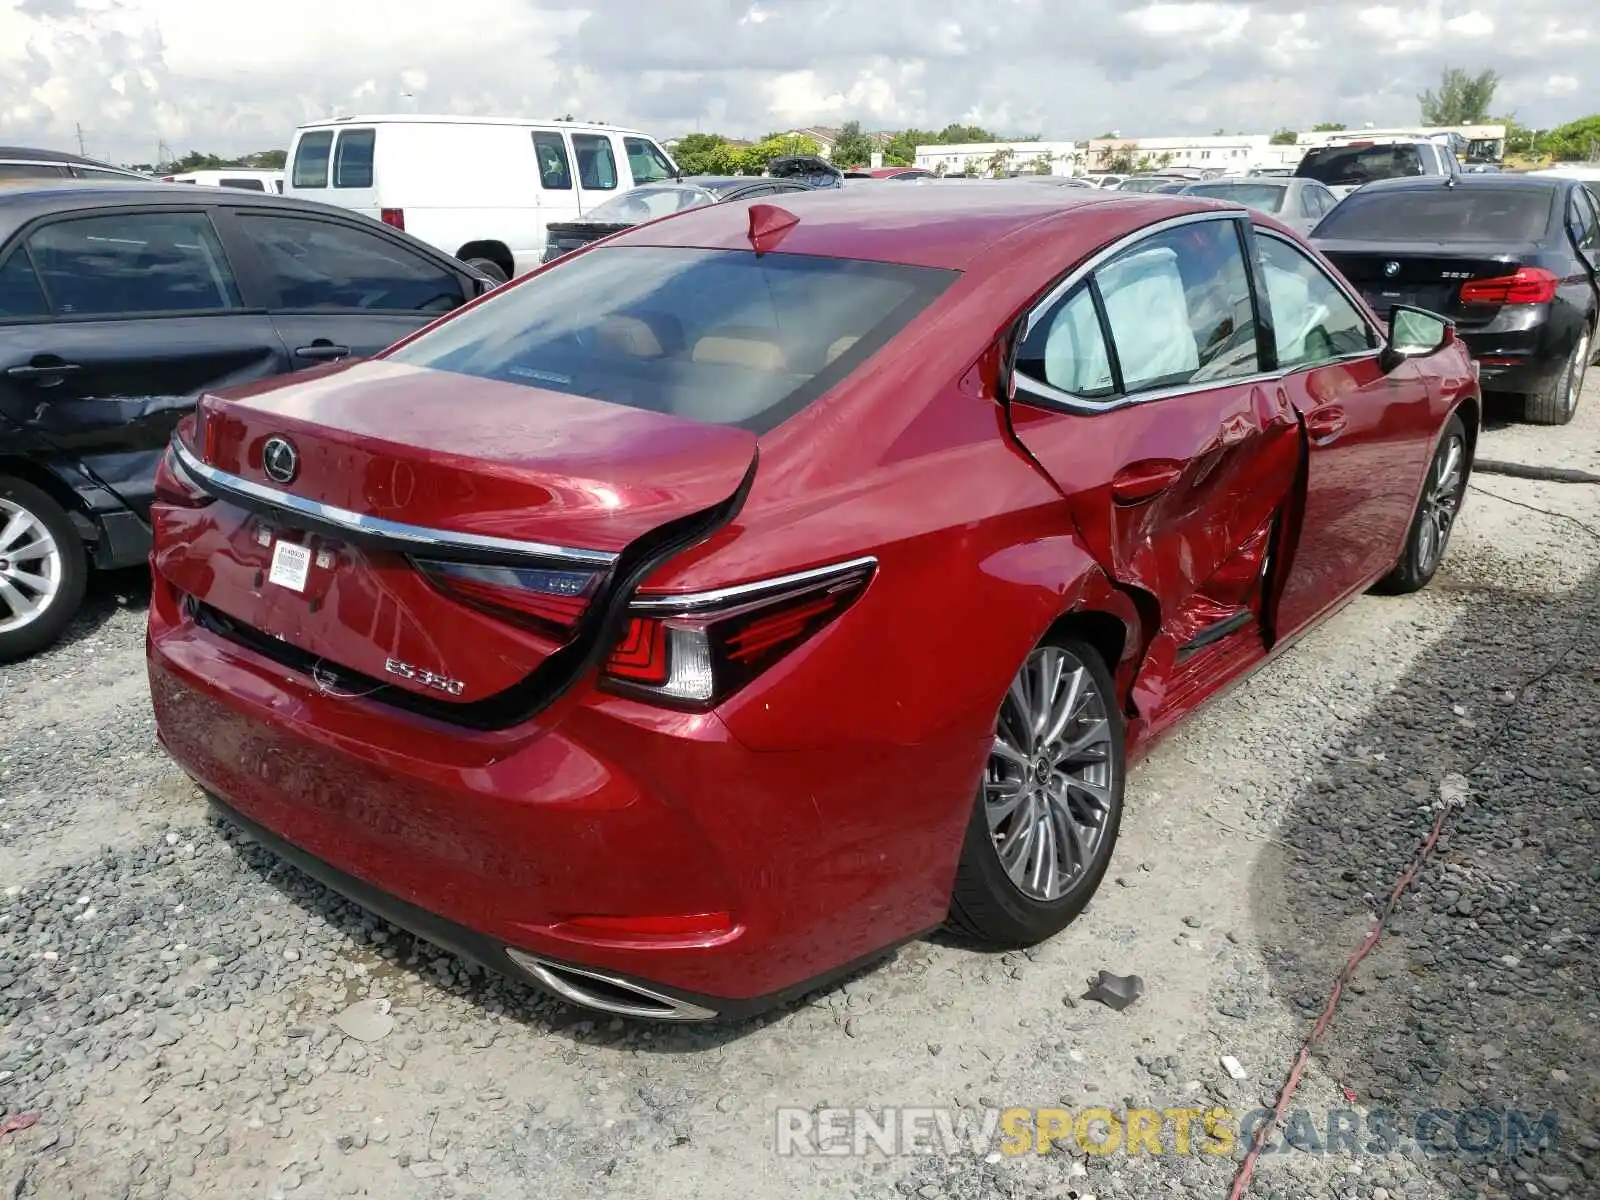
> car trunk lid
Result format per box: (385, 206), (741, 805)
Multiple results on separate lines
(164, 359), (757, 708)
(1316, 241), (1536, 328)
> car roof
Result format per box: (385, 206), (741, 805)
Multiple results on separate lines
(608, 183), (1202, 270)
(1352, 174), (1566, 195)
(293, 114), (649, 136)
(0, 180), (435, 241)
(0, 145), (137, 172)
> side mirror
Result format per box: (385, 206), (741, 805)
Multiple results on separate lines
(1380, 305), (1453, 373)
(473, 275), (497, 297)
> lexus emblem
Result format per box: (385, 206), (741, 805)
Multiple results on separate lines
(1384, 261), (1401, 278)
(261, 437), (299, 485)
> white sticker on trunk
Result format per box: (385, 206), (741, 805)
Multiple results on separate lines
(267, 540), (312, 593)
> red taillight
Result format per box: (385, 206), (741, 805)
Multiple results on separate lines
(412, 559), (603, 637)
(1458, 267), (1559, 305)
(600, 558), (875, 708)
(380, 208), (405, 230)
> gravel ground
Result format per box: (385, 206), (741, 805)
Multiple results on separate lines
(3, 374), (1598, 1200)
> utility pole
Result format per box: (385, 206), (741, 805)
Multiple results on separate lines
(75, 123), (87, 156)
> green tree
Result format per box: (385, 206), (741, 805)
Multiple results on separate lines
(1269, 128), (1298, 145)
(1311, 121), (1346, 132)
(672, 132), (732, 175)
(1030, 152), (1055, 175)
(937, 123), (997, 144)
(831, 120), (874, 167)
(1418, 67), (1498, 125)
(1542, 114), (1600, 162)
(743, 133), (821, 174)
(985, 147), (1015, 177)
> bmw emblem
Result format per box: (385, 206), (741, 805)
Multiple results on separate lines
(262, 436), (299, 485)
(1384, 261), (1401, 278)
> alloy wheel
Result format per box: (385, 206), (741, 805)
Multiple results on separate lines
(984, 645), (1118, 902)
(1416, 432), (1465, 577)
(0, 497), (62, 634)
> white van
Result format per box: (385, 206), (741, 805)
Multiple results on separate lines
(164, 168), (285, 193)
(283, 115), (680, 281)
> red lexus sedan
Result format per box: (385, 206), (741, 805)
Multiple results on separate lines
(147, 186), (1478, 1021)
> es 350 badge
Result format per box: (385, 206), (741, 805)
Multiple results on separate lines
(384, 658), (466, 697)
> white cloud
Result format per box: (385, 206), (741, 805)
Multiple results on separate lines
(0, 0), (1595, 165)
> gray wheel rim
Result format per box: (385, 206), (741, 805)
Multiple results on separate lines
(1416, 432), (1464, 576)
(985, 645), (1117, 902)
(0, 497), (62, 634)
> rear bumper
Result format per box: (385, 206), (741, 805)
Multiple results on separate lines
(146, 574), (973, 1017)
(1459, 326), (1569, 394)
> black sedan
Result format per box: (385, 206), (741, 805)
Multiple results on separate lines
(541, 176), (811, 262)
(0, 180), (494, 660)
(1312, 175), (1599, 424)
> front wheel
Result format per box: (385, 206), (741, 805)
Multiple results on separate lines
(1377, 413), (1468, 595)
(948, 636), (1126, 946)
(0, 476), (87, 662)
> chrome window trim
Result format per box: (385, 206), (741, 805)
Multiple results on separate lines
(1013, 210), (1271, 414)
(629, 555), (878, 616)
(173, 441), (618, 567)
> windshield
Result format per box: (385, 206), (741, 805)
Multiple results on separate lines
(384, 246), (956, 432)
(580, 185), (715, 224)
(1313, 186), (1554, 243)
(1296, 144), (1426, 186)
(1183, 183), (1287, 213)
(1117, 178), (1170, 192)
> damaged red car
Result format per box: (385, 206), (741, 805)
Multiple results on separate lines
(147, 186), (1479, 1020)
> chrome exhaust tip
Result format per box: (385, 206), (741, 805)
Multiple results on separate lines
(504, 949), (718, 1022)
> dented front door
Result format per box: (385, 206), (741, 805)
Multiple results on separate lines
(1004, 214), (1304, 718)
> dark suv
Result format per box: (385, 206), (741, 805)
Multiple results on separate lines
(1295, 138), (1463, 199)
(0, 180), (493, 660)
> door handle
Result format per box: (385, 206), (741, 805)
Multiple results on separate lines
(7, 358), (81, 381)
(293, 342), (350, 362)
(1111, 459), (1185, 504)
(1305, 406), (1348, 440)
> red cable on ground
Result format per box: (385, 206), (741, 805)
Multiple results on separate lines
(1225, 806), (1451, 1199)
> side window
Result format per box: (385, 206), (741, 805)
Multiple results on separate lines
(27, 213), (240, 317)
(572, 134), (619, 190)
(1015, 283), (1114, 399)
(333, 129), (375, 189)
(238, 214), (465, 313)
(1096, 220), (1260, 390)
(531, 133), (572, 190)
(0, 163), (68, 179)
(623, 137), (676, 185)
(292, 131), (333, 188)
(1257, 235), (1375, 369)
(0, 251), (49, 320)
(221, 178), (266, 191)
(1568, 187), (1598, 251)
(72, 167), (135, 182)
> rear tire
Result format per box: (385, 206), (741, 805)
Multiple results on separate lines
(1378, 413), (1468, 595)
(948, 635), (1125, 946)
(0, 476), (87, 663)
(1522, 327), (1589, 426)
(462, 257), (508, 284)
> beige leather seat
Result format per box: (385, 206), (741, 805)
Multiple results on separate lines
(691, 327), (788, 371)
(596, 312), (682, 359)
(824, 335), (859, 365)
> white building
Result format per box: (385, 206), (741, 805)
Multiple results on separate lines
(1087, 133), (1295, 174)
(914, 141), (1083, 178)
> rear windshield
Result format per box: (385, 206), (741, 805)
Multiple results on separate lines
(1297, 144), (1425, 186)
(1313, 187), (1555, 243)
(1183, 183), (1286, 213)
(581, 185), (714, 224)
(383, 246), (955, 432)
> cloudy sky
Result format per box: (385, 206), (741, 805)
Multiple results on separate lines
(0, 0), (1594, 164)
